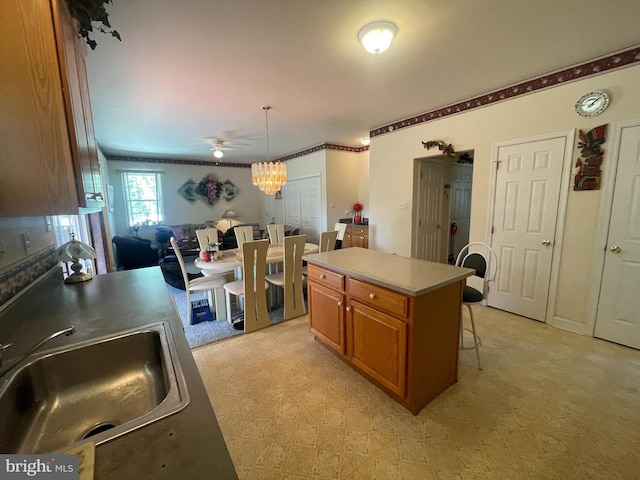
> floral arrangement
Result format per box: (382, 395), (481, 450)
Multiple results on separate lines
(422, 140), (456, 157)
(178, 173), (240, 206)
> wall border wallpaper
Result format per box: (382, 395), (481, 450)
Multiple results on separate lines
(0, 247), (58, 310)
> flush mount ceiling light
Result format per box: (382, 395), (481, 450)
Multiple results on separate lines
(213, 145), (224, 158)
(358, 21), (397, 54)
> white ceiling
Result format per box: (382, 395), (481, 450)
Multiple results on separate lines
(85, 0), (640, 164)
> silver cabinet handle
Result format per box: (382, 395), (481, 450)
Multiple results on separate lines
(346, 306), (351, 312)
(369, 293), (376, 299)
(610, 245), (621, 254)
(337, 301), (342, 306)
(320, 274), (326, 279)
(542, 240), (551, 246)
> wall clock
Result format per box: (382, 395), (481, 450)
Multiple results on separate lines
(575, 90), (610, 117)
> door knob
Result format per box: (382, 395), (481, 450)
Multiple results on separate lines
(436, 224), (442, 229)
(610, 245), (622, 254)
(542, 240), (551, 246)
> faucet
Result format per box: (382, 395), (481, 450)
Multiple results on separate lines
(0, 326), (75, 378)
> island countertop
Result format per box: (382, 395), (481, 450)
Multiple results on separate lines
(0, 267), (237, 479)
(303, 247), (474, 296)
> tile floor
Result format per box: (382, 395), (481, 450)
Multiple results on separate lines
(192, 306), (640, 479)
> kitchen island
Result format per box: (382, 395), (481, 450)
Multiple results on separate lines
(303, 247), (474, 415)
(0, 267), (237, 479)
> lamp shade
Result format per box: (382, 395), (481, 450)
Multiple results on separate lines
(358, 21), (397, 54)
(221, 209), (239, 220)
(56, 234), (96, 284)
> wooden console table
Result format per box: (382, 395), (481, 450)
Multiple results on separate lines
(303, 248), (474, 415)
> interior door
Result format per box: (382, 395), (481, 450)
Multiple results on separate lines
(284, 180), (301, 229)
(449, 163), (472, 262)
(300, 176), (321, 244)
(594, 124), (640, 349)
(415, 161), (444, 262)
(489, 137), (567, 321)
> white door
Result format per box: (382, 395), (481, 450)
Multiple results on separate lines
(284, 180), (301, 229)
(301, 176), (321, 244)
(449, 163), (472, 262)
(415, 161), (445, 262)
(489, 137), (567, 321)
(594, 124), (640, 349)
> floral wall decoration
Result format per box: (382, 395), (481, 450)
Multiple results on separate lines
(422, 140), (456, 157)
(178, 173), (240, 206)
(573, 124), (607, 191)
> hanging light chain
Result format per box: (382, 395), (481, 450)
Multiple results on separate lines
(263, 105), (271, 162)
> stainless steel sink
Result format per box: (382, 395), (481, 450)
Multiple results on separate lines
(0, 322), (189, 453)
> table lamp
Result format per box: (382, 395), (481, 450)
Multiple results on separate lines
(221, 209), (239, 231)
(56, 233), (96, 284)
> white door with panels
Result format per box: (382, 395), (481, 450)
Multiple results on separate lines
(284, 176), (321, 244)
(489, 137), (567, 321)
(594, 123), (640, 349)
(415, 161), (445, 262)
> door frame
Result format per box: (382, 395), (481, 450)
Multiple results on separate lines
(585, 118), (640, 337)
(487, 129), (575, 324)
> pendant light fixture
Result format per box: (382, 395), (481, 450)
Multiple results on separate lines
(251, 106), (287, 196)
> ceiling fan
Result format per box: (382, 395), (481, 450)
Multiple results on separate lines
(205, 139), (247, 159)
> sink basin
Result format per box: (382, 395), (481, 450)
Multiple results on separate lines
(0, 322), (189, 453)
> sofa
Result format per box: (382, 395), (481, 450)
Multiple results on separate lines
(112, 235), (160, 270)
(221, 223), (262, 250)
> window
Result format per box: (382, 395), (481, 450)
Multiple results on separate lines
(122, 171), (164, 226)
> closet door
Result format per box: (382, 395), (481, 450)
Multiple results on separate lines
(284, 180), (301, 229)
(284, 176), (321, 244)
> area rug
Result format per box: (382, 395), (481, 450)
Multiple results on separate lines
(166, 285), (291, 349)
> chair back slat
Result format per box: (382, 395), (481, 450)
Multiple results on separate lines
(282, 234), (307, 319)
(195, 228), (218, 252)
(170, 237), (189, 287)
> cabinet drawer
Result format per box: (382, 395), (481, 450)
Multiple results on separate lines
(307, 264), (344, 291)
(347, 278), (409, 319)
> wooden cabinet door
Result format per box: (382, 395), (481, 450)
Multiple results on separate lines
(55, 0), (104, 209)
(0, 0), (79, 216)
(308, 282), (345, 354)
(349, 300), (407, 397)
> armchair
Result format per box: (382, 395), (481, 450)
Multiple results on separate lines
(112, 235), (160, 270)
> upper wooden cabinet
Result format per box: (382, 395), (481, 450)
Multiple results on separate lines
(0, 0), (104, 216)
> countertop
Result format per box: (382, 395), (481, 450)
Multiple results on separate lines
(303, 247), (474, 296)
(0, 267), (237, 479)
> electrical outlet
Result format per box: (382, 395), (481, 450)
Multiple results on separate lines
(399, 202), (407, 209)
(22, 232), (31, 254)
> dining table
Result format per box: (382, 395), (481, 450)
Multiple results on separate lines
(193, 242), (319, 320)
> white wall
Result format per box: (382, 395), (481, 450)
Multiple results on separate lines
(369, 64), (640, 333)
(107, 160), (262, 235)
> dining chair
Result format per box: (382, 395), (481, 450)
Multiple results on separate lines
(170, 237), (226, 324)
(265, 234), (307, 320)
(222, 239), (270, 333)
(195, 228), (219, 252)
(319, 230), (338, 252)
(334, 223), (347, 249)
(267, 223), (285, 244)
(302, 230), (337, 276)
(234, 225), (254, 248)
(455, 242), (498, 370)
